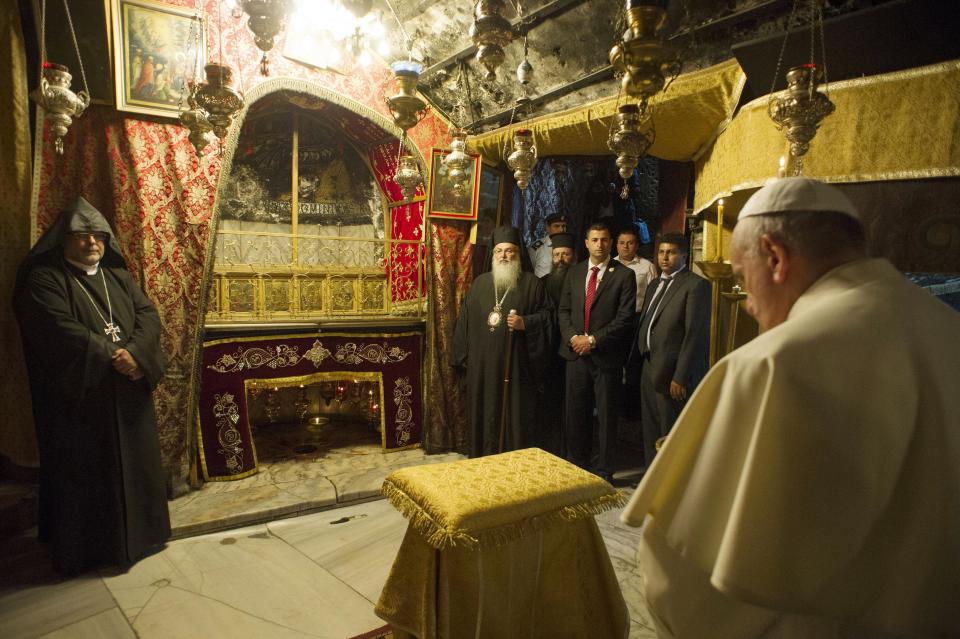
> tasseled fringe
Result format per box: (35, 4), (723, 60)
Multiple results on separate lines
(381, 481), (628, 551)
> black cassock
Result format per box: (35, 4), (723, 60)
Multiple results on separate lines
(451, 271), (553, 457)
(14, 200), (170, 575)
(536, 268), (570, 454)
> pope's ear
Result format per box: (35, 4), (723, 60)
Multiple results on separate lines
(760, 234), (789, 283)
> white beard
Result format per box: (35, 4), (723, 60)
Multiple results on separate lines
(492, 258), (521, 293)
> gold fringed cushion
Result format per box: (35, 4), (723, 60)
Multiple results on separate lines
(381, 448), (626, 550)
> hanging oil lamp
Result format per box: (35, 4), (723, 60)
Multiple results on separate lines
(469, 0), (513, 81)
(385, 60), (428, 133)
(194, 63), (244, 140)
(767, 64), (835, 175)
(443, 128), (473, 197)
(608, 0), (676, 113)
(608, 104), (654, 198)
(30, 0), (91, 155)
(239, 0), (294, 75)
(179, 84), (213, 154)
(507, 128), (538, 191)
(31, 62), (90, 155)
(393, 153), (423, 201)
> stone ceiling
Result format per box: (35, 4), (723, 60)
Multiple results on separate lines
(379, 0), (947, 133)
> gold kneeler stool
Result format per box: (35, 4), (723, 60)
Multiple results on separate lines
(375, 448), (630, 639)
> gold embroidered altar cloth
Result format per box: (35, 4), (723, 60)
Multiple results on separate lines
(376, 448), (629, 639)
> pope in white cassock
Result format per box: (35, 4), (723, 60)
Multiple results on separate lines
(621, 177), (960, 639)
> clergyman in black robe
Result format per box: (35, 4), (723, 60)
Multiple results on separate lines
(451, 226), (553, 457)
(13, 197), (171, 575)
(536, 232), (576, 454)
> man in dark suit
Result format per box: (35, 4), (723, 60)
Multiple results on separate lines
(558, 223), (637, 481)
(635, 232), (711, 468)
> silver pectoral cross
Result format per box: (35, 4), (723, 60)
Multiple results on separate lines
(104, 322), (122, 343)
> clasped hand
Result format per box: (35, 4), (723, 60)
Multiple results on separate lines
(571, 334), (592, 355)
(112, 348), (144, 380)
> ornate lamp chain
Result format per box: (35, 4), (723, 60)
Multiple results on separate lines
(38, 0), (90, 96)
(768, 0), (801, 101)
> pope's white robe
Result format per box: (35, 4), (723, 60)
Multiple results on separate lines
(622, 258), (960, 639)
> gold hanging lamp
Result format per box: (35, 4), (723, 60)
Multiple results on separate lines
(607, 104), (654, 199)
(239, 0), (294, 75)
(386, 60), (429, 132)
(608, 0), (675, 115)
(470, 0), (514, 80)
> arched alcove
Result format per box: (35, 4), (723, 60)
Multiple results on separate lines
(197, 79), (426, 326)
(185, 80), (431, 482)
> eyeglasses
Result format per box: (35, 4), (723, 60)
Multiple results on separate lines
(68, 232), (108, 242)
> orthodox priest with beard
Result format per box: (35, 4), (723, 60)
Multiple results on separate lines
(13, 197), (170, 575)
(452, 226), (553, 457)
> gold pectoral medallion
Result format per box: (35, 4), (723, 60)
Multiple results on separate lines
(487, 308), (502, 332)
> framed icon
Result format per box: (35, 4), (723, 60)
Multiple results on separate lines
(111, 0), (204, 118)
(426, 148), (481, 221)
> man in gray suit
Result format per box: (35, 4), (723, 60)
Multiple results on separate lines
(635, 232), (710, 468)
(558, 223), (637, 481)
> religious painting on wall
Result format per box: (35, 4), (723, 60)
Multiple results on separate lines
(110, 0), (203, 118)
(427, 148), (481, 221)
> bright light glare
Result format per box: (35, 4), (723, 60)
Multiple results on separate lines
(286, 0), (391, 69)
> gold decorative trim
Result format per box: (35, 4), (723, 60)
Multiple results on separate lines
(202, 330), (423, 348)
(195, 411), (260, 482)
(334, 342), (411, 365)
(393, 376), (414, 448)
(380, 481), (628, 551)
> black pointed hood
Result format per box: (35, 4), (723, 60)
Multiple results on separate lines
(14, 197), (126, 301)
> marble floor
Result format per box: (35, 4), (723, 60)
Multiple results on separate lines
(169, 433), (464, 538)
(0, 496), (657, 639)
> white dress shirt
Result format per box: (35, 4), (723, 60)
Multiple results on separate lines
(615, 254), (657, 312)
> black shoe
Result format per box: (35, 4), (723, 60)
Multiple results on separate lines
(594, 470), (614, 483)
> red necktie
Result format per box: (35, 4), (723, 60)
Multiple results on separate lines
(584, 265), (600, 333)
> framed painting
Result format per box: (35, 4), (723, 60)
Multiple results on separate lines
(427, 148), (481, 221)
(111, 0), (204, 118)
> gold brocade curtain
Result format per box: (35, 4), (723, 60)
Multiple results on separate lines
(468, 58), (745, 162)
(0, 0), (38, 467)
(694, 59), (960, 213)
(423, 221), (473, 451)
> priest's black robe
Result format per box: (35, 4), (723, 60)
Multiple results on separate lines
(537, 269), (570, 454)
(451, 271), (553, 457)
(13, 198), (170, 575)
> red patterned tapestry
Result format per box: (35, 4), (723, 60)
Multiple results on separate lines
(198, 332), (422, 480)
